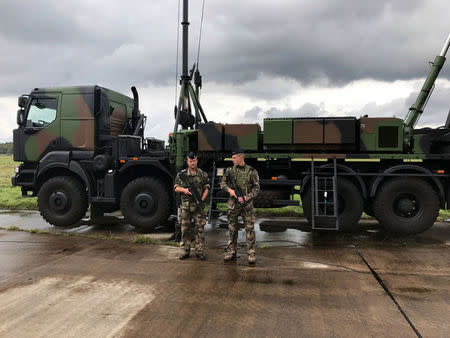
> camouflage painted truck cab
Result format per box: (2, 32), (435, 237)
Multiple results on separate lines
(12, 86), (174, 231)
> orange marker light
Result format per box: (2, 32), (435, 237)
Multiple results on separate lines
(271, 177), (278, 180)
(437, 170), (445, 174)
(133, 157), (138, 161)
(120, 160), (126, 163)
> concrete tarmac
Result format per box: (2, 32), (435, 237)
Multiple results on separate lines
(0, 211), (448, 337)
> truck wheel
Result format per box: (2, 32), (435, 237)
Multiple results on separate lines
(120, 177), (169, 232)
(302, 178), (363, 232)
(38, 176), (88, 227)
(373, 178), (439, 234)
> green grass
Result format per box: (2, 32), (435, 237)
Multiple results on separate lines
(5, 225), (49, 234)
(437, 209), (450, 221)
(28, 228), (51, 234)
(0, 155), (37, 210)
(132, 235), (178, 246)
(1, 225), (178, 247)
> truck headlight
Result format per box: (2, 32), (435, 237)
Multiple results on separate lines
(14, 166), (20, 174)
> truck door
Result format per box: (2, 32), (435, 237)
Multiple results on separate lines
(22, 94), (61, 162)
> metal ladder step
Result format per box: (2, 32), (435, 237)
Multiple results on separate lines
(311, 158), (339, 231)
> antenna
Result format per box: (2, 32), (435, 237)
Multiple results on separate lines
(173, 0), (208, 133)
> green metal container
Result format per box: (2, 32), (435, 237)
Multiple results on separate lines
(263, 118), (293, 144)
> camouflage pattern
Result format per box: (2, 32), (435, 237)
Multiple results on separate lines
(263, 118), (293, 144)
(13, 86), (134, 163)
(198, 122), (223, 151)
(293, 119), (323, 144)
(359, 117), (403, 152)
(174, 114), (448, 161)
(223, 124), (260, 151)
(174, 167), (210, 254)
(168, 130), (198, 169)
(220, 165), (260, 255)
(195, 123), (261, 153)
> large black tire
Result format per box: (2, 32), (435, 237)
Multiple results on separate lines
(373, 178), (439, 234)
(38, 176), (88, 227)
(302, 178), (363, 232)
(120, 177), (170, 232)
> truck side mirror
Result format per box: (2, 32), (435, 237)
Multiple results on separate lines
(18, 95), (29, 109)
(16, 109), (25, 126)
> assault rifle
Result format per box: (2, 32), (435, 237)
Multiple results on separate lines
(179, 171), (203, 205)
(226, 171), (248, 205)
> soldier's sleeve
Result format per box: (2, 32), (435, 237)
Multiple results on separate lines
(220, 168), (231, 192)
(247, 169), (260, 199)
(173, 172), (183, 191)
(202, 171), (211, 191)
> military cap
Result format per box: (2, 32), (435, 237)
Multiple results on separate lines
(232, 149), (245, 155)
(187, 151), (197, 159)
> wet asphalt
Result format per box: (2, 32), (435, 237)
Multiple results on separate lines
(0, 211), (449, 337)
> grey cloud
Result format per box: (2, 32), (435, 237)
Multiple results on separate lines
(0, 0), (449, 98)
(200, 0), (449, 86)
(239, 85), (450, 129)
(2, 0), (449, 144)
(243, 106), (262, 119)
(348, 86), (450, 126)
(264, 103), (328, 119)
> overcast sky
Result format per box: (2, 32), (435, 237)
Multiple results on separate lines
(1, 0), (449, 143)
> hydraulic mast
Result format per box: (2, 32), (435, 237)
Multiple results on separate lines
(173, 0), (207, 134)
(403, 33), (450, 145)
(173, 0), (208, 170)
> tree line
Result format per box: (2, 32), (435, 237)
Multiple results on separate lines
(0, 142), (13, 154)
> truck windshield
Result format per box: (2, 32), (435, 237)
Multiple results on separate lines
(27, 98), (57, 127)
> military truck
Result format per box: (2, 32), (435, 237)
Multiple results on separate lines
(11, 0), (450, 235)
(168, 26), (450, 235)
(12, 86), (174, 231)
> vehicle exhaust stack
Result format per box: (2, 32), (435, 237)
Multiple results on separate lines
(131, 86), (139, 131)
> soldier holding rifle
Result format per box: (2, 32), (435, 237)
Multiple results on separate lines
(220, 150), (260, 264)
(174, 152), (210, 260)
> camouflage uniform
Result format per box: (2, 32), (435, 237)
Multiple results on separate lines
(220, 165), (260, 257)
(174, 168), (210, 254)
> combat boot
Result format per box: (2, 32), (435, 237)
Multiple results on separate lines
(223, 251), (236, 262)
(248, 253), (256, 265)
(196, 252), (206, 260)
(179, 252), (190, 260)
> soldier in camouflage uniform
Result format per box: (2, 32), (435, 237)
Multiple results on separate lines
(174, 152), (210, 260)
(220, 150), (260, 264)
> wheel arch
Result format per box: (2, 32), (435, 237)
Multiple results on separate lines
(118, 162), (175, 208)
(370, 165), (445, 209)
(37, 161), (92, 201)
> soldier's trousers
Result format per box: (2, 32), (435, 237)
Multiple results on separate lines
(180, 205), (206, 254)
(227, 202), (256, 255)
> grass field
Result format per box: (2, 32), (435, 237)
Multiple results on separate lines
(1, 154), (449, 221)
(0, 155), (37, 210)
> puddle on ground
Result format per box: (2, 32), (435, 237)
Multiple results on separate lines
(397, 287), (434, 293)
(1, 211), (449, 248)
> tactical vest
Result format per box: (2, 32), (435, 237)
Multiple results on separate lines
(231, 165), (253, 195)
(180, 168), (205, 204)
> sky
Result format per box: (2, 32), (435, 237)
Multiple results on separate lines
(0, 0), (449, 143)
